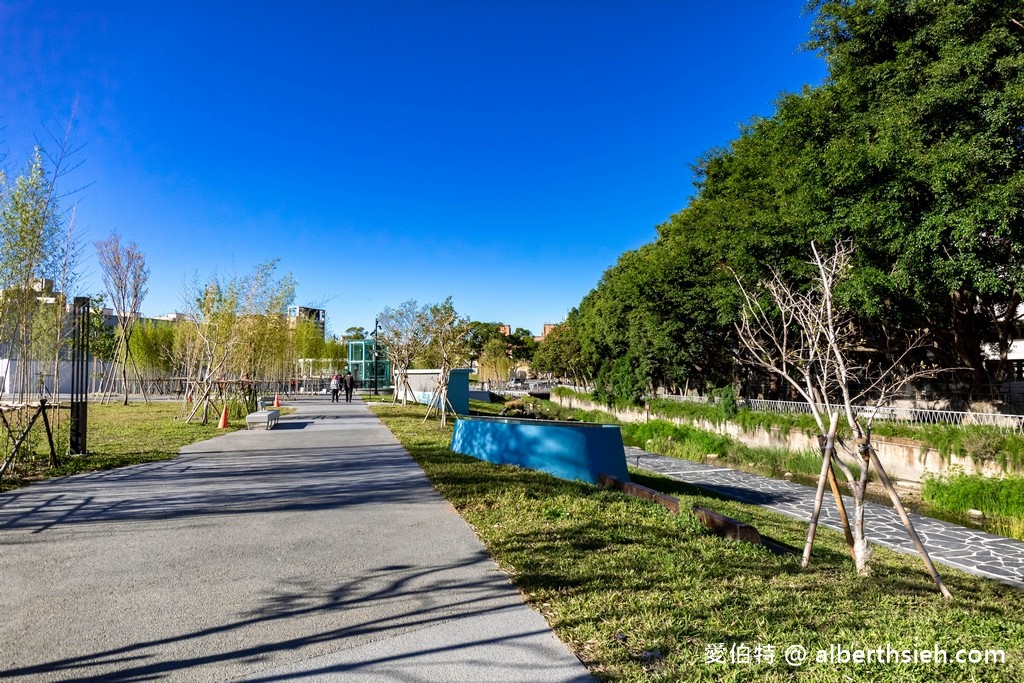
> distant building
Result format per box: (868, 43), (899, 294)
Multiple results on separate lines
(287, 306), (326, 339)
(533, 323), (558, 343)
(152, 312), (187, 322)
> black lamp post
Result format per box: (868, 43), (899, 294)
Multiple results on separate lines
(372, 318), (379, 395)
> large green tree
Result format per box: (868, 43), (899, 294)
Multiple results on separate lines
(573, 233), (737, 404)
(532, 316), (586, 386)
(794, 0), (1022, 390)
(642, 0), (1024, 400)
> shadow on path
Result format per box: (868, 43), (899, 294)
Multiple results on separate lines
(1, 556), (573, 681)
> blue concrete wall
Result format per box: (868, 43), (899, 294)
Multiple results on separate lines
(447, 369), (472, 415)
(450, 416), (629, 484)
(404, 369), (472, 415)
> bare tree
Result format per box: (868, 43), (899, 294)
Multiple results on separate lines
(735, 240), (951, 598)
(377, 300), (428, 405)
(95, 231), (149, 405)
(422, 297), (471, 426)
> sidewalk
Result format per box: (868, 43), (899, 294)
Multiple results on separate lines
(628, 447), (1024, 590)
(0, 396), (593, 682)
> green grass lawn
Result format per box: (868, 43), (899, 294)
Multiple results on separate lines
(374, 401), (1024, 682)
(0, 400), (294, 491)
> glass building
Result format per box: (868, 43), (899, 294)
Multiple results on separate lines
(347, 339), (391, 389)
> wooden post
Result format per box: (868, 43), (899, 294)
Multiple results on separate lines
(819, 434), (856, 559)
(802, 411), (839, 568)
(0, 403), (45, 479)
(866, 444), (952, 599)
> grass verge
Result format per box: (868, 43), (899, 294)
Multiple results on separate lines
(374, 401), (1024, 682)
(0, 400), (291, 491)
(557, 388), (1024, 470)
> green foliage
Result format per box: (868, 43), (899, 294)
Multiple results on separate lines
(549, 385), (579, 399)
(465, 321), (536, 381)
(871, 422), (1024, 470)
(621, 419), (731, 454)
(646, 397), (723, 424)
(292, 318), (325, 361)
(923, 472), (1024, 522)
(558, 0), (1024, 400)
(181, 259), (297, 384)
(620, 418), (856, 482)
(592, 355), (647, 407)
(574, 239), (736, 398)
(732, 407), (826, 438)
(711, 385), (738, 420)
(88, 295), (117, 362)
(130, 319), (176, 376)
(0, 148), (66, 399)
(532, 320), (586, 385)
(477, 335), (511, 382)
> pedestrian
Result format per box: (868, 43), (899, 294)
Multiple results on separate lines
(343, 371), (355, 402)
(330, 373), (340, 403)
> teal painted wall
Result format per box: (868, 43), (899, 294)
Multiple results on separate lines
(450, 416), (629, 484)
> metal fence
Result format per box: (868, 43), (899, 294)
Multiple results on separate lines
(556, 386), (1024, 433)
(651, 394), (712, 405)
(744, 399), (1024, 433)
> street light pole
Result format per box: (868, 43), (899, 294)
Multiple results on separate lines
(372, 318), (379, 395)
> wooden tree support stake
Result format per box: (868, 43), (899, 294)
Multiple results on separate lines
(0, 399), (58, 479)
(802, 412), (839, 568)
(867, 445), (952, 600)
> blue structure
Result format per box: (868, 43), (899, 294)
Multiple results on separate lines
(404, 369), (471, 415)
(450, 416), (629, 484)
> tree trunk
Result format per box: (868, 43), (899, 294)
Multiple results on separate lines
(851, 456), (872, 576)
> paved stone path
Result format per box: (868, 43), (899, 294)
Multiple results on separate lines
(626, 447), (1024, 590)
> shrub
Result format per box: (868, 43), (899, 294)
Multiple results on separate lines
(713, 385), (738, 420)
(922, 472), (1024, 520)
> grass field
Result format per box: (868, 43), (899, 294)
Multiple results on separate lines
(0, 400), (292, 491)
(373, 400), (1024, 682)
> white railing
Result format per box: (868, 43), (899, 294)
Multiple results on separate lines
(744, 399), (1024, 433)
(652, 394), (712, 405)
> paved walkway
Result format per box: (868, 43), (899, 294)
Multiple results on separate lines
(0, 397), (593, 682)
(627, 446), (1024, 590)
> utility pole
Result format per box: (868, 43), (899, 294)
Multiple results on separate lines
(372, 318), (379, 395)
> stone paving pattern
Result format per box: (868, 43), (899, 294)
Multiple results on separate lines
(625, 446), (1024, 590)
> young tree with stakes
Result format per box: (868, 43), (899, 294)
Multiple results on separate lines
(421, 298), (471, 427)
(95, 231), (149, 406)
(735, 240), (952, 598)
(377, 300), (428, 406)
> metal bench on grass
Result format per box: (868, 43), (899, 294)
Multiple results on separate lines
(246, 409), (280, 430)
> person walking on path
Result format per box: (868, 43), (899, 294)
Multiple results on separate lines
(330, 374), (340, 403)
(343, 371), (355, 402)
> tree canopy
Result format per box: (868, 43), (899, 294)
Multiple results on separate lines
(540, 0), (1024, 404)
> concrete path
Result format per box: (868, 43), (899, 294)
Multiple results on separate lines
(627, 447), (1024, 590)
(0, 397), (593, 682)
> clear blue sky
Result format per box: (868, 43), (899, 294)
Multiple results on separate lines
(2, 1), (827, 337)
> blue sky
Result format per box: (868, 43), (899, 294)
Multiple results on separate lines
(2, 1), (827, 336)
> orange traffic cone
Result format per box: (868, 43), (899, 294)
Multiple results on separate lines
(217, 405), (229, 429)
(274, 392), (281, 407)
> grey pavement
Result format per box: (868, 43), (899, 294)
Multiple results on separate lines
(627, 446), (1024, 590)
(0, 396), (594, 682)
